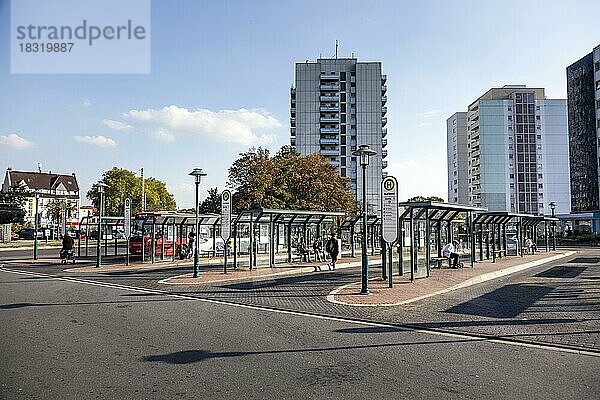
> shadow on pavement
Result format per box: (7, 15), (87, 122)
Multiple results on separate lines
(445, 284), (553, 318)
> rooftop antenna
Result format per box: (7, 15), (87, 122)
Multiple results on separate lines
(37, 162), (42, 173)
(351, 52), (355, 58)
(335, 40), (338, 59)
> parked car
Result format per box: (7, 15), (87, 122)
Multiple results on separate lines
(17, 228), (42, 240)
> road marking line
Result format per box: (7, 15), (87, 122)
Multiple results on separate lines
(1, 266), (597, 358)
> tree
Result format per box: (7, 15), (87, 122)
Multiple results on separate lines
(0, 184), (27, 224)
(87, 167), (176, 215)
(407, 195), (445, 203)
(228, 146), (356, 214)
(44, 199), (78, 225)
(199, 187), (221, 214)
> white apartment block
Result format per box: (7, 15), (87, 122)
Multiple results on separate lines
(447, 85), (571, 215)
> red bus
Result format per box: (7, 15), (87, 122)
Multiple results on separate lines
(128, 211), (188, 257)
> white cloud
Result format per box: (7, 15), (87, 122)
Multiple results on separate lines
(105, 105), (281, 145)
(415, 109), (444, 129)
(73, 135), (117, 148)
(0, 133), (33, 149)
(102, 119), (133, 132)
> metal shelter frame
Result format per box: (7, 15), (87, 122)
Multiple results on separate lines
(396, 202), (487, 282)
(232, 209), (346, 269)
(472, 212), (560, 262)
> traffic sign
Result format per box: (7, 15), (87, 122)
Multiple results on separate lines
(381, 176), (398, 244)
(221, 190), (232, 241)
(124, 198), (132, 238)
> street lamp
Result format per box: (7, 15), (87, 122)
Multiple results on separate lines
(352, 144), (377, 295)
(33, 191), (39, 260)
(95, 182), (108, 269)
(189, 168), (207, 278)
(549, 201), (556, 251)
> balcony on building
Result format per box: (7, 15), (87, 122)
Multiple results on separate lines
(382, 106), (387, 115)
(319, 138), (340, 145)
(382, 160), (388, 169)
(320, 95), (339, 102)
(290, 117), (295, 126)
(381, 95), (387, 104)
(382, 117), (388, 126)
(290, 138), (296, 146)
(320, 149), (339, 156)
(350, 76), (356, 83)
(320, 84), (340, 91)
(320, 72), (340, 81)
(381, 74), (387, 83)
(382, 85), (387, 93)
(320, 105), (339, 112)
(290, 127), (296, 136)
(382, 128), (387, 137)
(382, 171), (388, 178)
(320, 116), (339, 123)
(382, 138), (388, 147)
(382, 150), (388, 158)
(320, 127), (339, 134)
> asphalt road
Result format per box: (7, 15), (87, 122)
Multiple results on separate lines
(1, 250), (599, 399)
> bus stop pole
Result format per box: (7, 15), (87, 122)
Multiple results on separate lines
(388, 244), (393, 288)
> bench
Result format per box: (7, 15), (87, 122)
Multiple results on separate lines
(492, 249), (506, 257)
(430, 256), (451, 269)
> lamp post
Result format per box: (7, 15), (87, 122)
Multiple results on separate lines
(33, 191), (39, 260)
(95, 182), (108, 269)
(352, 144), (377, 295)
(189, 168), (207, 278)
(549, 201), (556, 251)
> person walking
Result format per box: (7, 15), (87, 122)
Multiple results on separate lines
(326, 232), (339, 271)
(187, 228), (196, 259)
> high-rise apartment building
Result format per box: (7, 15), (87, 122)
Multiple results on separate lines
(447, 85), (571, 215)
(290, 58), (388, 213)
(447, 112), (468, 204)
(567, 44), (600, 213)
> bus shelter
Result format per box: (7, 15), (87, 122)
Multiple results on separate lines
(231, 209), (346, 269)
(78, 215), (125, 258)
(338, 214), (381, 258)
(472, 212), (559, 262)
(397, 202), (487, 282)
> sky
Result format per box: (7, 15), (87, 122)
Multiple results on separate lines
(1, 0), (599, 208)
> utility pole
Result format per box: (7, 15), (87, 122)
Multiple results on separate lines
(140, 167), (145, 211)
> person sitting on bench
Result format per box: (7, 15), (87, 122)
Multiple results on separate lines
(442, 240), (460, 268)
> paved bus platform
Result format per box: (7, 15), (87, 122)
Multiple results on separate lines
(2, 249), (575, 307)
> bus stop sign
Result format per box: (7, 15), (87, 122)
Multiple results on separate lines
(381, 176), (398, 244)
(124, 198), (131, 239)
(221, 190), (232, 241)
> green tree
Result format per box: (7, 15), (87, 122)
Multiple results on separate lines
(87, 167), (176, 215)
(45, 199), (78, 225)
(228, 146), (356, 213)
(407, 195), (445, 203)
(0, 184), (27, 224)
(199, 187), (221, 214)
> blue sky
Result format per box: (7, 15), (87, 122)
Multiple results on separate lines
(1, 0), (599, 208)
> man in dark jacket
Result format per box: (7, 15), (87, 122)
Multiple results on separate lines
(326, 232), (339, 271)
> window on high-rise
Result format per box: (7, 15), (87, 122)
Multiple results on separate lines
(596, 80), (600, 90)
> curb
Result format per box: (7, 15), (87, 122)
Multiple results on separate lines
(327, 251), (576, 307)
(159, 260), (367, 285)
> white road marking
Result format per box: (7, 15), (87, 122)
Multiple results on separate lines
(1, 266), (597, 358)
